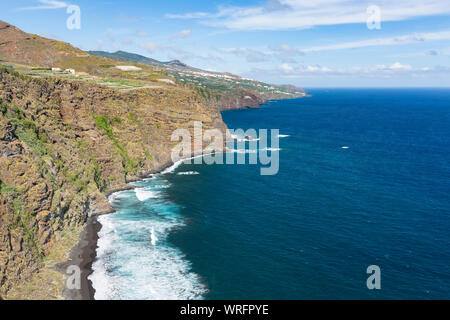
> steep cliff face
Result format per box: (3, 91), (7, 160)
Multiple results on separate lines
(216, 89), (267, 110)
(0, 67), (226, 299)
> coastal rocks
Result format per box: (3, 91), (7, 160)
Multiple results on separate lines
(215, 88), (266, 110)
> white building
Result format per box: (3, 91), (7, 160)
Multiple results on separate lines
(115, 65), (142, 71)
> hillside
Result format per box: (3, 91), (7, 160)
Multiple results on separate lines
(0, 20), (182, 91)
(0, 21), (226, 299)
(0, 19), (306, 110)
(89, 50), (307, 109)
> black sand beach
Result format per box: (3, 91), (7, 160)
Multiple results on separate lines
(57, 217), (101, 300)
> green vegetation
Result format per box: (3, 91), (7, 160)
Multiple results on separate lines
(0, 180), (18, 196)
(195, 86), (211, 100)
(0, 180), (43, 260)
(11, 197), (43, 259)
(75, 139), (105, 191)
(31, 67), (51, 71)
(92, 156), (105, 192)
(0, 97), (6, 115)
(141, 143), (153, 160)
(66, 171), (87, 192)
(0, 64), (27, 80)
(5, 107), (55, 185)
(127, 113), (140, 124)
(9, 109), (47, 158)
(93, 114), (139, 175)
(77, 140), (88, 148)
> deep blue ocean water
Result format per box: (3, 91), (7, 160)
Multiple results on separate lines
(90, 88), (450, 300)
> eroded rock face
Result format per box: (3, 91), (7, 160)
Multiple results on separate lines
(0, 68), (226, 298)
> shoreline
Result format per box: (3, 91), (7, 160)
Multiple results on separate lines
(56, 216), (101, 300)
(61, 158), (180, 300)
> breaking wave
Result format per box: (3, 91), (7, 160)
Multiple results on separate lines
(177, 171), (200, 175)
(89, 176), (207, 300)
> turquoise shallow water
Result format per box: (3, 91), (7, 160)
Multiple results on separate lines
(90, 89), (450, 299)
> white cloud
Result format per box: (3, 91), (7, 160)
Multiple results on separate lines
(384, 62), (412, 71)
(254, 61), (446, 80)
(222, 44), (306, 64)
(167, 0), (450, 31)
(135, 30), (150, 37)
(116, 13), (140, 23)
(171, 30), (192, 40)
(280, 63), (294, 72)
(16, 0), (68, 11)
(302, 30), (450, 52)
(95, 39), (104, 51)
(121, 37), (134, 46)
(223, 47), (270, 62)
(165, 12), (211, 19)
(139, 42), (159, 53)
(305, 65), (332, 72)
(107, 32), (115, 42)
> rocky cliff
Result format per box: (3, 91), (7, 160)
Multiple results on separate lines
(0, 66), (226, 299)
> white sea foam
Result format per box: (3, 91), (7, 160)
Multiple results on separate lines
(90, 215), (207, 300)
(240, 137), (260, 142)
(153, 184), (170, 189)
(342, 146), (350, 149)
(160, 159), (186, 174)
(90, 177), (207, 300)
(89, 214), (119, 300)
(226, 148), (258, 154)
(263, 147), (282, 152)
(135, 188), (160, 201)
(150, 227), (158, 246)
(226, 147), (281, 153)
(228, 133), (260, 142)
(160, 154), (206, 174)
(108, 191), (129, 205)
(177, 171), (200, 175)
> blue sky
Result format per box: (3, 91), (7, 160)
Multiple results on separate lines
(1, 0), (450, 87)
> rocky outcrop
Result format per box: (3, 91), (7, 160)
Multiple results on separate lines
(0, 66), (226, 299)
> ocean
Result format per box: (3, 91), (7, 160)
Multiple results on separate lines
(89, 88), (450, 300)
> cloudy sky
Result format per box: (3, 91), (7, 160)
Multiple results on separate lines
(1, 0), (450, 87)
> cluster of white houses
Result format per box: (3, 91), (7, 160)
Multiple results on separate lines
(51, 67), (90, 77)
